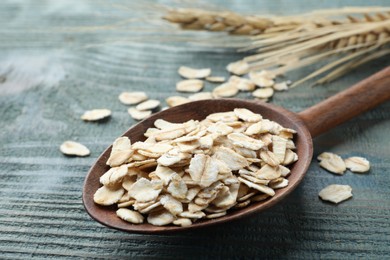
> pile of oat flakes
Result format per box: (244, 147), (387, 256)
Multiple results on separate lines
(93, 109), (298, 226)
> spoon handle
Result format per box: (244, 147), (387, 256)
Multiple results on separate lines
(298, 66), (390, 138)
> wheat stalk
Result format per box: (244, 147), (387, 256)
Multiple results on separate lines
(164, 8), (296, 35)
(164, 7), (390, 86)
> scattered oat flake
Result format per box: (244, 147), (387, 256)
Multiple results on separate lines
(176, 79), (204, 92)
(249, 70), (275, 80)
(166, 96), (190, 107)
(136, 99), (160, 111)
(81, 109), (111, 121)
(229, 76), (256, 91)
(318, 152), (346, 175)
(118, 91), (148, 105)
(317, 152), (334, 161)
(226, 60), (250, 75)
(273, 82), (289, 91)
(188, 92), (214, 101)
(206, 76), (225, 83)
(128, 107), (152, 121)
(60, 141), (90, 157)
(252, 88), (274, 99)
(344, 157), (370, 173)
(213, 83), (239, 98)
(178, 66), (211, 79)
(319, 184), (352, 204)
(251, 76), (275, 88)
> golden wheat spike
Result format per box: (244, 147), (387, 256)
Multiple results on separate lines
(164, 8), (390, 86)
(164, 9), (283, 35)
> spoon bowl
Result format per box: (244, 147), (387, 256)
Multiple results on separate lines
(83, 67), (389, 233)
(83, 99), (313, 233)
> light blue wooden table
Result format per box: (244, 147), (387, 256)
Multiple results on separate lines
(0, 0), (389, 258)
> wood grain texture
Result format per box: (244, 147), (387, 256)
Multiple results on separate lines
(0, 0), (389, 259)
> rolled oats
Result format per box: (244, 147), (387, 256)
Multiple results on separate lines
(136, 99), (160, 111)
(60, 141), (90, 157)
(226, 60), (250, 75)
(212, 83), (239, 98)
(81, 109), (111, 121)
(128, 108), (152, 121)
(344, 156), (370, 173)
(178, 66), (211, 79)
(166, 96), (190, 107)
(229, 76), (256, 91)
(319, 184), (352, 204)
(206, 76), (225, 83)
(188, 92), (214, 101)
(93, 108), (298, 226)
(176, 79), (204, 92)
(252, 88), (274, 99)
(317, 152), (346, 175)
(118, 92), (148, 105)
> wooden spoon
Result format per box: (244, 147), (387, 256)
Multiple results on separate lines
(83, 67), (389, 233)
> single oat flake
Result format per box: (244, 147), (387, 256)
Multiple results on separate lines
(178, 66), (211, 79)
(128, 108), (152, 121)
(188, 92), (214, 101)
(344, 156), (370, 173)
(81, 109), (111, 121)
(118, 92), (148, 105)
(212, 83), (239, 98)
(136, 100), (160, 111)
(116, 208), (144, 224)
(229, 76), (256, 91)
(166, 96), (190, 107)
(176, 79), (204, 92)
(317, 152), (346, 175)
(226, 60), (250, 75)
(252, 88), (274, 99)
(319, 184), (353, 204)
(206, 76), (225, 83)
(249, 71), (275, 87)
(273, 82), (289, 91)
(60, 141), (90, 157)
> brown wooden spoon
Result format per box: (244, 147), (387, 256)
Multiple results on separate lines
(83, 67), (390, 234)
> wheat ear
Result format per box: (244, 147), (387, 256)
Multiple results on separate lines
(164, 8), (390, 86)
